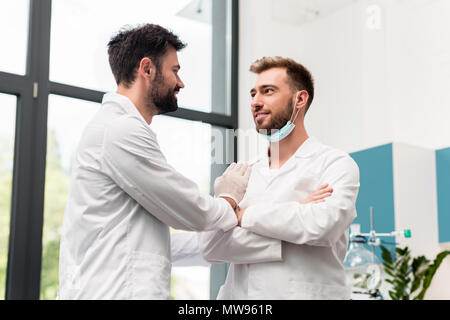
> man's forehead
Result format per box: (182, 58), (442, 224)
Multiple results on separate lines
(162, 46), (180, 66)
(253, 67), (288, 87)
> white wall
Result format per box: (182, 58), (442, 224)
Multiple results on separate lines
(238, 0), (450, 299)
(238, 0), (377, 159)
(389, 0), (450, 150)
(238, 0), (450, 152)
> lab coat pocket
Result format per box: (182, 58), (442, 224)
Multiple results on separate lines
(289, 280), (350, 300)
(127, 251), (171, 299)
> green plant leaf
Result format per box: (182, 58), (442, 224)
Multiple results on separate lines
(410, 275), (423, 294)
(414, 250), (450, 300)
(399, 261), (408, 274)
(393, 279), (403, 285)
(411, 256), (428, 295)
(412, 256), (429, 274)
(381, 245), (393, 264)
(383, 262), (394, 270)
(384, 268), (394, 278)
(389, 291), (398, 300)
(396, 247), (409, 256)
(380, 246), (449, 300)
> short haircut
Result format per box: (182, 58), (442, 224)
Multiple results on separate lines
(107, 24), (186, 87)
(250, 56), (315, 113)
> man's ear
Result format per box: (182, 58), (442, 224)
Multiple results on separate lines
(139, 57), (155, 81)
(296, 90), (309, 109)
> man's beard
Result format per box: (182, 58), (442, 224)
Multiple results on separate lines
(148, 71), (180, 115)
(256, 99), (293, 135)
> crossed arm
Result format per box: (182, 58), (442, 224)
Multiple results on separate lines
(171, 184), (332, 265)
(198, 184), (336, 264)
(199, 155), (360, 265)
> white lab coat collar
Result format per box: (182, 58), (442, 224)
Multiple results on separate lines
(253, 136), (321, 168)
(102, 91), (158, 140)
(248, 136), (322, 186)
(293, 136), (321, 158)
(103, 91), (148, 123)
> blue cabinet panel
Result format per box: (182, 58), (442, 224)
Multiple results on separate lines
(350, 143), (396, 260)
(436, 147), (450, 243)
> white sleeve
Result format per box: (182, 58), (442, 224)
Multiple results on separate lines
(241, 155), (360, 246)
(102, 115), (237, 232)
(198, 227), (282, 264)
(171, 232), (209, 267)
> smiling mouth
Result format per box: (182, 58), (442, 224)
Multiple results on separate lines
(255, 112), (269, 121)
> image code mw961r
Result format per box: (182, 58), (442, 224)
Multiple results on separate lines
(222, 304), (273, 315)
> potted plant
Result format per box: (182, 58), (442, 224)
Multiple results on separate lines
(380, 245), (449, 300)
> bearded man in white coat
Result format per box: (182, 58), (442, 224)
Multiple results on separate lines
(57, 24), (251, 300)
(199, 57), (360, 300)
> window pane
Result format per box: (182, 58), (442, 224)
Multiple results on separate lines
(40, 95), (101, 300)
(0, 93), (17, 300)
(151, 115), (211, 193)
(50, 0), (231, 114)
(151, 115), (211, 300)
(0, 0), (29, 75)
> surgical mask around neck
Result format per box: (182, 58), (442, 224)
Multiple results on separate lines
(259, 92), (302, 143)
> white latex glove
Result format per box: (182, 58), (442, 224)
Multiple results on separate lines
(214, 162), (251, 205)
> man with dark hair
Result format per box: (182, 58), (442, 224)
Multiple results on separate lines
(58, 24), (250, 300)
(107, 24), (186, 115)
(107, 23), (186, 116)
(200, 57), (360, 299)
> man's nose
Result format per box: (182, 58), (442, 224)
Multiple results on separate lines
(251, 94), (263, 110)
(177, 77), (185, 89)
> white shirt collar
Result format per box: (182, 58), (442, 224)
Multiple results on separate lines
(102, 91), (146, 122)
(252, 136), (321, 167)
(293, 136), (321, 158)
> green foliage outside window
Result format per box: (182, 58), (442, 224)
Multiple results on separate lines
(0, 131), (65, 300)
(0, 137), (14, 300)
(40, 130), (69, 299)
(0, 171), (12, 300)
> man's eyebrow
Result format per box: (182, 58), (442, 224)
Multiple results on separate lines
(250, 84), (280, 95)
(251, 84), (279, 92)
(260, 84), (279, 90)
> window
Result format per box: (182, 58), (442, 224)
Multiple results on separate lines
(152, 115), (211, 299)
(50, 0), (231, 114)
(152, 116), (212, 192)
(0, 0), (237, 300)
(0, 1), (29, 75)
(0, 94), (16, 299)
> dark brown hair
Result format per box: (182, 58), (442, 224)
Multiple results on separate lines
(107, 24), (186, 87)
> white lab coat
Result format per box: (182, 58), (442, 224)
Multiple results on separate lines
(58, 92), (237, 300)
(199, 137), (360, 299)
